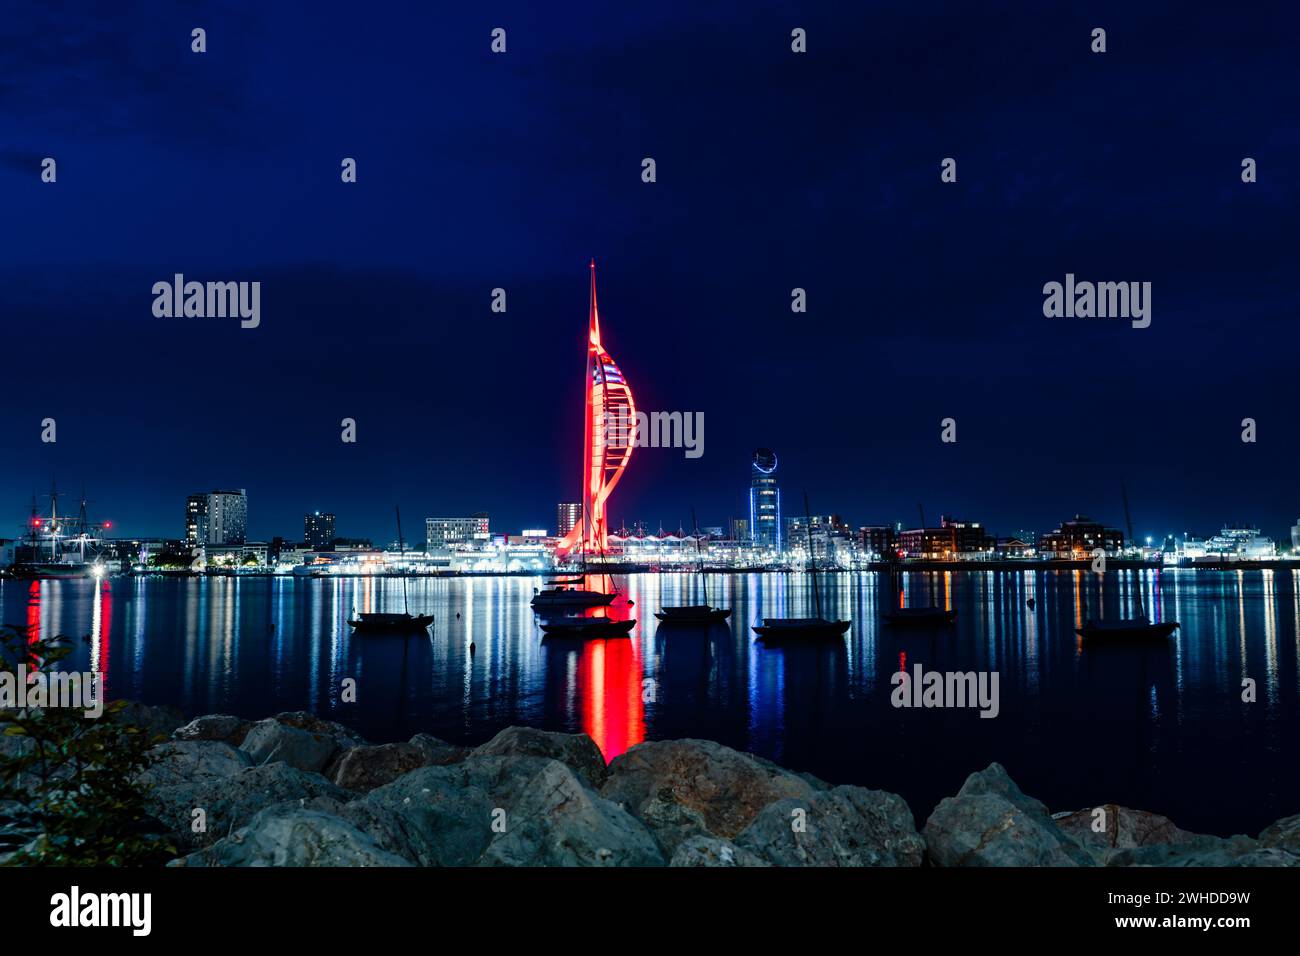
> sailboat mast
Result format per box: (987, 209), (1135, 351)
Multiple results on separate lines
(396, 506), (409, 615)
(691, 506), (706, 604)
(1120, 480), (1145, 618)
(805, 492), (821, 619)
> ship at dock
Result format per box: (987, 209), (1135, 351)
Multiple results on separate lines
(7, 486), (110, 579)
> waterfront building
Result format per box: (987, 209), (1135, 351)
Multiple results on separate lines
(899, 516), (994, 560)
(184, 489), (246, 547)
(557, 261), (636, 557)
(185, 494), (208, 547)
(996, 537), (1035, 559)
(1202, 527), (1275, 559)
(1292, 519), (1300, 553)
(304, 512), (336, 550)
(1038, 515), (1123, 558)
(557, 503), (581, 538)
(729, 517), (749, 541)
(206, 490), (248, 545)
(859, 525), (898, 560)
(749, 448), (781, 551)
(426, 514), (490, 551)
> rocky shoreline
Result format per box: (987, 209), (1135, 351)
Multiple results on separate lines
(6, 703), (1300, 866)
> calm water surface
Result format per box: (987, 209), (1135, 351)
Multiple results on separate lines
(3, 569), (1297, 836)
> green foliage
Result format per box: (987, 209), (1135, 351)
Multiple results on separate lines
(0, 624), (175, 866)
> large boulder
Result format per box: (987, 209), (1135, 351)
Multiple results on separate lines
(148, 762), (350, 852)
(270, 712), (366, 750)
(409, 733), (469, 766)
(923, 763), (1093, 867)
(240, 719), (337, 774)
(669, 835), (769, 867)
(342, 754), (660, 866)
(1259, 814), (1300, 856)
(479, 759), (662, 866)
(600, 739), (818, 856)
(1053, 804), (1203, 866)
(1105, 834), (1299, 867)
(176, 805), (412, 867)
(471, 727), (607, 788)
(137, 740), (253, 789)
(331, 742), (433, 793)
(737, 785), (925, 867)
(172, 715), (253, 747)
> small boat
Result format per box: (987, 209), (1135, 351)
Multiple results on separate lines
(655, 604), (732, 624)
(531, 587), (616, 608)
(351, 506), (433, 634)
(539, 616), (636, 638)
(882, 607), (957, 627)
(751, 493), (848, 643)
(1076, 617), (1178, 643)
(546, 575), (585, 585)
(1075, 482), (1180, 646)
(657, 507), (731, 625)
(348, 611), (435, 633)
(752, 617), (850, 641)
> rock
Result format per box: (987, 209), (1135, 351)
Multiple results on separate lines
(408, 733), (469, 766)
(669, 835), (769, 867)
(471, 726), (607, 788)
(172, 715), (253, 747)
(137, 741), (253, 789)
(342, 754), (660, 866)
(271, 712), (366, 750)
(1259, 814), (1300, 856)
(737, 785), (925, 867)
(240, 719), (337, 774)
(147, 762), (350, 852)
(1053, 804), (1203, 865)
(176, 806), (412, 867)
(923, 763), (1093, 867)
(111, 701), (185, 740)
(479, 759), (662, 866)
(1107, 834), (1299, 867)
(600, 738), (818, 856)
(341, 755), (554, 866)
(331, 742), (431, 792)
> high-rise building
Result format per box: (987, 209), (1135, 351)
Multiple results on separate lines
(206, 490), (248, 545)
(426, 514), (490, 550)
(749, 448), (781, 551)
(1292, 519), (1300, 553)
(557, 261), (635, 557)
(304, 512), (336, 550)
(185, 494), (208, 548)
(557, 502), (581, 538)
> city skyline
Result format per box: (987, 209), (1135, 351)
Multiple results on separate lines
(4, 4), (1299, 554)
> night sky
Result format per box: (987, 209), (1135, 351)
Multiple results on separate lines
(3, 1), (1298, 546)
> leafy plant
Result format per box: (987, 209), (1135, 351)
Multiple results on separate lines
(0, 624), (175, 866)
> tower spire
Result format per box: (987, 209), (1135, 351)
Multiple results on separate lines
(588, 258), (600, 344)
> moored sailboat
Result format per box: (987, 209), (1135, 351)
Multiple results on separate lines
(348, 507), (434, 633)
(752, 493), (849, 642)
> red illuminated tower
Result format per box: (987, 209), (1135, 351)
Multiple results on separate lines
(557, 261), (636, 557)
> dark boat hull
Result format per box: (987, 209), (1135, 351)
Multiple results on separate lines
(348, 613), (434, 633)
(1076, 620), (1178, 643)
(539, 618), (636, 638)
(752, 618), (850, 642)
(882, 608), (957, 627)
(654, 606), (732, 624)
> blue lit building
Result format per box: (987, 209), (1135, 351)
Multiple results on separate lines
(749, 448), (781, 551)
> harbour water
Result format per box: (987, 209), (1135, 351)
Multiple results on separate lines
(3, 569), (1297, 837)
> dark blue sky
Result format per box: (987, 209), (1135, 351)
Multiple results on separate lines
(3, 1), (1298, 545)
